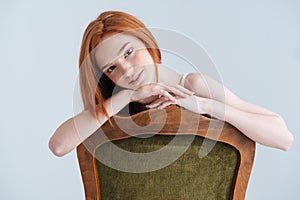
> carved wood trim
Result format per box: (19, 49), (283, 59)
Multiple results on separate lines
(77, 105), (255, 200)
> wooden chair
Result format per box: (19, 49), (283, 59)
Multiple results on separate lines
(77, 105), (255, 200)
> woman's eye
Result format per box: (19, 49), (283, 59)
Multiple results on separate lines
(107, 65), (116, 73)
(124, 49), (133, 58)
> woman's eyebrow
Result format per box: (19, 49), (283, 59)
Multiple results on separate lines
(100, 42), (131, 70)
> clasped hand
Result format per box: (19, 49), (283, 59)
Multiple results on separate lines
(129, 83), (194, 109)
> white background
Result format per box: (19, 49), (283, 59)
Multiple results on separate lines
(0, 0), (299, 199)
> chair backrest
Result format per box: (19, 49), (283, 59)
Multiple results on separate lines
(77, 105), (255, 200)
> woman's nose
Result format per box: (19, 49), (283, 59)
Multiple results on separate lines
(117, 59), (133, 76)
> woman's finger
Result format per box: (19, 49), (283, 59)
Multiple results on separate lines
(132, 83), (194, 103)
(167, 86), (191, 98)
(151, 85), (175, 101)
(158, 89), (176, 102)
(146, 97), (169, 108)
(175, 85), (195, 95)
(158, 83), (194, 98)
(157, 100), (176, 109)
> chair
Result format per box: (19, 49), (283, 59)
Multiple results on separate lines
(77, 105), (255, 200)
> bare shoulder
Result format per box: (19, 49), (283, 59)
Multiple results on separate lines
(183, 73), (220, 98)
(183, 72), (206, 90)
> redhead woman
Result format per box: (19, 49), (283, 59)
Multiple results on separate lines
(49, 11), (293, 157)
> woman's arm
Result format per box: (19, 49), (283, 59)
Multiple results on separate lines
(149, 94), (293, 150)
(190, 73), (294, 150)
(184, 73), (280, 116)
(48, 89), (133, 157)
(205, 98), (293, 150)
(49, 83), (193, 157)
(147, 73), (294, 150)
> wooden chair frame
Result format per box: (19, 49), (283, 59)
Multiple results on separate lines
(77, 105), (255, 200)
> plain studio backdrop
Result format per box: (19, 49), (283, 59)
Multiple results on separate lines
(0, 0), (299, 199)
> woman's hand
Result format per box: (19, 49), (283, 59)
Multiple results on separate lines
(130, 83), (194, 104)
(146, 93), (207, 115)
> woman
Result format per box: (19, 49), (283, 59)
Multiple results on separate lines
(49, 11), (293, 157)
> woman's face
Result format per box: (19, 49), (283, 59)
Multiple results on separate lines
(95, 33), (155, 89)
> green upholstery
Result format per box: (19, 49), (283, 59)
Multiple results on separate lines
(95, 135), (239, 200)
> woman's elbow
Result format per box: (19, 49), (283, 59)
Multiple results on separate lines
(48, 117), (79, 157)
(280, 131), (294, 151)
(48, 136), (68, 157)
(276, 116), (294, 151)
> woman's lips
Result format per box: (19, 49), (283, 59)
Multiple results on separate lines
(129, 70), (143, 85)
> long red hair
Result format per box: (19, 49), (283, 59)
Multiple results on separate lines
(79, 11), (161, 122)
